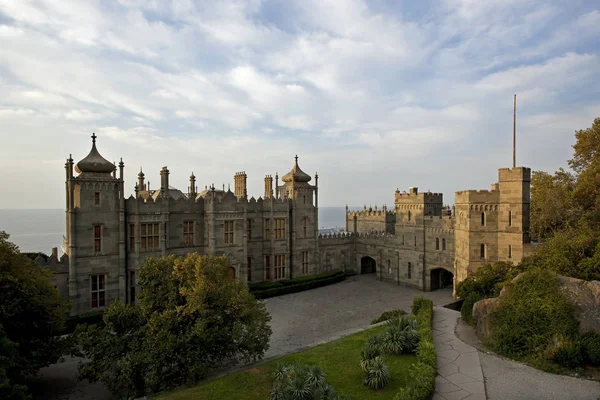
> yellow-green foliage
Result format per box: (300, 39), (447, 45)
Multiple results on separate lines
(487, 268), (580, 358)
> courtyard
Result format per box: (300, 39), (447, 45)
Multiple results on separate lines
(31, 274), (452, 400)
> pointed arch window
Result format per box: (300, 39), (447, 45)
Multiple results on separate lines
(436, 238), (440, 250)
(481, 212), (486, 226)
(480, 244), (486, 260)
(442, 238), (446, 251)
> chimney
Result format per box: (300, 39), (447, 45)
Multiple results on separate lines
(409, 187), (418, 195)
(138, 168), (145, 191)
(264, 175), (273, 199)
(189, 172), (196, 198)
(160, 166), (169, 197)
(51, 247), (58, 259)
(234, 171), (247, 199)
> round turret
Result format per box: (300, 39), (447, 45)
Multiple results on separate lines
(282, 155), (311, 183)
(75, 133), (116, 174)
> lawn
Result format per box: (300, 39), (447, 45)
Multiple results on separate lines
(155, 324), (417, 400)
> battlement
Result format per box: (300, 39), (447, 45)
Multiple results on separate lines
(455, 189), (499, 204)
(347, 205), (395, 218)
(394, 187), (443, 204)
(498, 167), (531, 182)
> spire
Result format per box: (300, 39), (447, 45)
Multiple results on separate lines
(513, 94), (517, 168)
(91, 132), (97, 144)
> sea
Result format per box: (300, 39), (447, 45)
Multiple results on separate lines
(0, 207), (348, 254)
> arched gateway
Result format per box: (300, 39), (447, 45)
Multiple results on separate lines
(360, 256), (376, 274)
(430, 268), (453, 290)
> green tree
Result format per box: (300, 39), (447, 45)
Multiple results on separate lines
(0, 232), (71, 400)
(76, 253), (272, 399)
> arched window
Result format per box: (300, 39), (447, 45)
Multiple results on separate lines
(436, 238), (440, 250)
(508, 245), (512, 259)
(442, 238), (446, 251)
(408, 210), (411, 221)
(388, 260), (391, 275)
(408, 262), (412, 279)
(480, 244), (485, 260)
(481, 212), (486, 226)
(508, 210), (512, 227)
(414, 236), (417, 247)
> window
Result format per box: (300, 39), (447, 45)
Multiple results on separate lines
(508, 245), (512, 259)
(414, 236), (417, 247)
(408, 262), (412, 279)
(388, 260), (391, 275)
(129, 271), (136, 304)
(247, 219), (252, 240)
(129, 224), (135, 251)
(224, 220), (234, 244)
(275, 218), (286, 239)
(442, 238), (446, 251)
(303, 195), (306, 204)
(508, 211), (512, 227)
(436, 238), (440, 250)
(408, 210), (411, 221)
(183, 221), (194, 246)
(247, 257), (252, 282)
(274, 254), (285, 279)
(480, 244), (486, 260)
(141, 223), (160, 249)
(402, 235), (405, 245)
(264, 218), (270, 239)
(91, 274), (106, 308)
(481, 212), (486, 226)
(302, 251), (309, 274)
(93, 225), (102, 253)
(94, 192), (100, 206)
(303, 217), (308, 238)
(265, 255), (271, 280)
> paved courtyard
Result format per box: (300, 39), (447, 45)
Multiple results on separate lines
(30, 274), (453, 399)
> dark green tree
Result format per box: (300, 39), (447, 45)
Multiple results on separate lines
(0, 232), (71, 399)
(76, 253), (272, 399)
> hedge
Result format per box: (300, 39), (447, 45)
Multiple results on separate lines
(248, 270), (345, 292)
(61, 311), (104, 335)
(251, 272), (346, 300)
(393, 296), (436, 400)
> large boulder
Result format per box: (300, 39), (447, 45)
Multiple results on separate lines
(472, 274), (600, 339)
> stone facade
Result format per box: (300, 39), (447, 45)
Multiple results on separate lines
(46, 134), (532, 316)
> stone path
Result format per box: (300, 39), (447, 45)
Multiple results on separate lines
(432, 306), (486, 400)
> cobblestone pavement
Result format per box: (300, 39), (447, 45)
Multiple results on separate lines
(432, 307), (486, 400)
(29, 274), (453, 399)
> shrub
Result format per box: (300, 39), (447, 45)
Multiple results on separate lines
(487, 268), (580, 358)
(382, 316), (419, 355)
(411, 296), (428, 316)
(371, 309), (407, 324)
(554, 340), (584, 368)
(581, 331), (600, 366)
(393, 362), (436, 400)
(270, 363), (346, 400)
(460, 293), (482, 325)
(362, 356), (391, 390)
(252, 273), (346, 299)
(416, 341), (436, 369)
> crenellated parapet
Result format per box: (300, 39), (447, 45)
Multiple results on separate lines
(455, 189), (499, 204)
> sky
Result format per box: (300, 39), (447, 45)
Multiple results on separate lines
(0, 0), (599, 209)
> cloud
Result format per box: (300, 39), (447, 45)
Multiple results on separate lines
(0, 0), (598, 210)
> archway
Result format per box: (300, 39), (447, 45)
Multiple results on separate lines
(430, 268), (453, 290)
(360, 256), (376, 274)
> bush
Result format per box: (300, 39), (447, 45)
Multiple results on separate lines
(251, 272), (346, 299)
(62, 311), (104, 335)
(362, 356), (391, 390)
(581, 331), (600, 366)
(487, 268), (580, 358)
(371, 309), (407, 324)
(382, 316), (419, 355)
(554, 340), (584, 368)
(392, 296), (435, 400)
(460, 293), (482, 325)
(270, 363), (346, 400)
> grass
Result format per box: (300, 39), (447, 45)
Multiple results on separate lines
(155, 324), (416, 400)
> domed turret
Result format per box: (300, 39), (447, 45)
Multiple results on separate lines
(282, 155), (311, 183)
(75, 133), (116, 174)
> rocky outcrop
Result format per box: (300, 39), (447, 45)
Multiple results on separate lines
(557, 275), (600, 333)
(472, 274), (600, 340)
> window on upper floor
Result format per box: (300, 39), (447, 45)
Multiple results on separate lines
(91, 274), (106, 308)
(93, 224), (102, 253)
(436, 238), (440, 250)
(224, 220), (234, 244)
(414, 236), (417, 247)
(183, 221), (194, 246)
(247, 257), (252, 282)
(402, 235), (405, 245)
(94, 192), (100, 206)
(275, 218), (286, 239)
(129, 224), (135, 251)
(264, 218), (271, 239)
(408, 262), (412, 279)
(303, 217), (308, 238)
(141, 223), (160, 249)
(442, 238), (446, 251)
(508, 245), (512, 259)
(247, 219), (252, 240)
(408, 210), (412, 221)
(508, 211), (512, 227)
(480, 243), (486, 260)
(388, 259), (391, 275)
(481, 212), (486, 226)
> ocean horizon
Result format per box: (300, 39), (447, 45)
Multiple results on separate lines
(0, 206), (351, 254)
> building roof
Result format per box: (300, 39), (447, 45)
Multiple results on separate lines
(75, 133), (116, 174)
(282, 155), (311, 183)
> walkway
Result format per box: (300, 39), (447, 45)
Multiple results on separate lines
(432, 306), (486, 400)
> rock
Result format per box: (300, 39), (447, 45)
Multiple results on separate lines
(472, 274), (600, 341)
(557, 275), (600, 333)
(472, 298), (500, 342)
